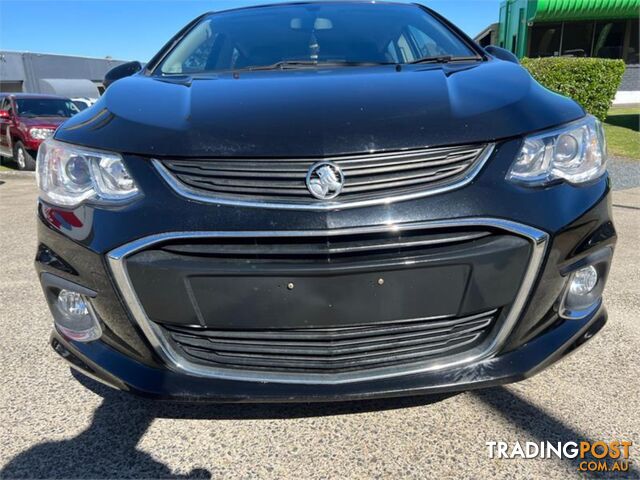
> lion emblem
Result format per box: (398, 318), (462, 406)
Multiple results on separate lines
(306, 163), (344, 200)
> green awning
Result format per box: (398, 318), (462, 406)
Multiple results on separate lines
(533, 0), (640, 21)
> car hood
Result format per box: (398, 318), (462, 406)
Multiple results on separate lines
(56, 59), (584, 158)
(20, 116), (68, 128)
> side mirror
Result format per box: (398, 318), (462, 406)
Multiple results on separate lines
(485, 46), (519, 64)
(104, 61), (143, 89)
(0, 109), (10, 120)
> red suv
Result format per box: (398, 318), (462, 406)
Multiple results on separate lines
(0, 93), (79, 170)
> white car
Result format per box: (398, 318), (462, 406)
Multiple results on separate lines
(71, 97), (97, 112)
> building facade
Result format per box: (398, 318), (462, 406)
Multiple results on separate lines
(495, 0), (639, 63)
(0, 51), (126, 99)
(474, 0), (639, 104)
(475, 23), (500, 48)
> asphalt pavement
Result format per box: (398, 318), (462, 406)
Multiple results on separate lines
(0, 170), (638, 479)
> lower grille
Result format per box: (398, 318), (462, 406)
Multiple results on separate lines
(158, 227), (492, 261)
(159, 309), (498, 373)
(108, 218), (548, 383)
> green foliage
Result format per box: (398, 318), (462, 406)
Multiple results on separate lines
(521, 57), (626, 121)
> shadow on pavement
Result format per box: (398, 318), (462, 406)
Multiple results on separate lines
(6, 373), (635, 479)
(2, 398), (209, 479)
(1, 371), (456, 479)
(606, 113), (640, 132)
(473, 387), (639, 477)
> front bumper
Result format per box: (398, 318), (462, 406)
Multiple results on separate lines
(49, 303), (606, 402)
(23, 136), (44, 152)
(35, 138), (617, 402)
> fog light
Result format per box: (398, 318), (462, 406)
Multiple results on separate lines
(55, 289), (102, 342)
(569, 265), (598, 296)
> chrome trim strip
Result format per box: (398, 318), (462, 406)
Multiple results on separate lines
(152, 144), (495, 211)
(107, 218), (548, 385)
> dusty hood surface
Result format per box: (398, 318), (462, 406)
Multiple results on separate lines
(56, 59), (585, 158)
(19, 116), (67, 129)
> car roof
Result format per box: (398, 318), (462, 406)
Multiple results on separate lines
(0, 93), (71, 100)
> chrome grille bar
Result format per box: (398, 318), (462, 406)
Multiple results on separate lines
(153, 144), (494, 210)
(162, 311), (497, 372)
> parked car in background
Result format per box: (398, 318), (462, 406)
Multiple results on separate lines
(0, 93), (79, 170)
(71, 97), (97, 112)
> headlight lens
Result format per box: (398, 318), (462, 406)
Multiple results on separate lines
(507, 115), (607, 186)
(29, 127), (55, 140)
(37, 138), (140, 206)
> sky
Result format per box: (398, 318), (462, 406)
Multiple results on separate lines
(0, 0), (501, 62)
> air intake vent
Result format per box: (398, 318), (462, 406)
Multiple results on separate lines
(156, 143), (491, 206)
(160, 309), (499, 374)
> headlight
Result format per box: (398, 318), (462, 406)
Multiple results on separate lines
(37, 138), (140, 207)
(506, 115), (607, 186)
(29, 128), (55, 140)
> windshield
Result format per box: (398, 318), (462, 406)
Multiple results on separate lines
(15, 98), (79, 118)
(157, 3), (477, 74)
(72, 100), (89, 111)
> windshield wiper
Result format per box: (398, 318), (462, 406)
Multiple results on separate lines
(246, 60), (318, 71)
(410, 55), (482, 65)
(241, 60), (395, 71)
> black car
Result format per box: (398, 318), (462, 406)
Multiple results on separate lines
(36, 2), (615, 402)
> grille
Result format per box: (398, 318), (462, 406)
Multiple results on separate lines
(158, 228), (493, 261)
(159, 309), (498, 373)
(157, 144), (490, 203)
(110, 220), (546, 383)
